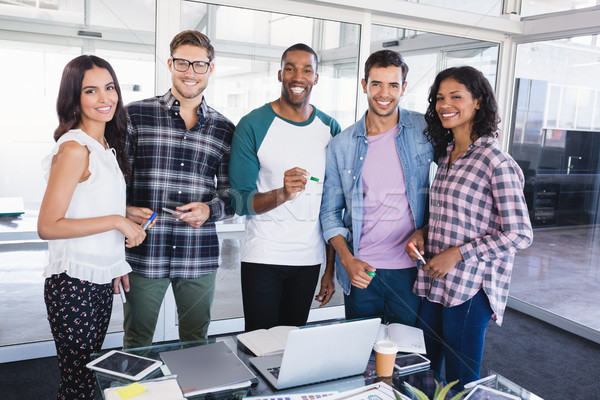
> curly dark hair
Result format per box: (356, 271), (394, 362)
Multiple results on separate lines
(424, 66), (500, 158)
(54, 55), (130, 180)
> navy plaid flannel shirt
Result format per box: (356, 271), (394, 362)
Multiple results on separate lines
(125, 91), (235, 278)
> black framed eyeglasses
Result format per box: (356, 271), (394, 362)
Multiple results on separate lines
(171, 57), (212, 74)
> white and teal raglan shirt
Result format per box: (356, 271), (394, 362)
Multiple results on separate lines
(230, 103), (341, 266)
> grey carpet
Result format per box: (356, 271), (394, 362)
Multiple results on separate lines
(483, 308), (600, 400)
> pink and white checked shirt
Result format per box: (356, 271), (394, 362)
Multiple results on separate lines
(413, 135), (533, 325)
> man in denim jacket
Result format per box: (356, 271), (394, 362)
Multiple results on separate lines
(320, 50), (433, 325)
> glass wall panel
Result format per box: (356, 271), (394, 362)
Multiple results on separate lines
(370, 26), (499, 114)
(0, 0), (155, 347)
(182, 2), (360, 128)
(509, 35), (600, 332)
(0, 242), (51, 346)
(521, 0), (599, 17)
(0, 41), (77, 209)
(0, 42), (76, 347)
(89, 1), (155, 31)
(409, 0), (502, 16)
(181, 1), (361, 322)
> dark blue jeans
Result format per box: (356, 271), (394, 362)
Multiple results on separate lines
(344, 267), (420, 326)
(418, 289), (493, 388)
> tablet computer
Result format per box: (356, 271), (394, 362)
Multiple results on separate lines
(394, 353), (430, 374)
(86, 350), (163, 381)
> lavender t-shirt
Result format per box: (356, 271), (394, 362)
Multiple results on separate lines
(356, 125), (414, 270)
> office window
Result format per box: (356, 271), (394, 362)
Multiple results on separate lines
(403, 0), (502, 16)
(0, 0), (155, 210)
(0, 0), (155, 347)
(509, 35), (600, 334)
(181, 2), (360, 128)
(370, 25), (499, 114)
(520, 0), (599, 16)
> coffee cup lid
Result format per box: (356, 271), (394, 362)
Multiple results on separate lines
(373, 340), (398, 354)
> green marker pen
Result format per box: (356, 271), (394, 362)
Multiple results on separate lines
(309, 176), (320, 182)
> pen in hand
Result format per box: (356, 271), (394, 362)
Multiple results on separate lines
(142, 212), (157, 230)
(408, 242), (427, 265)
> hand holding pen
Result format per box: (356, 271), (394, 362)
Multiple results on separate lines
(283, 167), (310, 201)
(142, 212), (157, 230)
(339, 254), (375, 289)
(120, 208), (153, 248)
(288, 168), (322, 204)
(408, 242), (427, 266)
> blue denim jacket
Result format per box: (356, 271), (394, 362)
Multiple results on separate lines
(319, 107), (434, 294)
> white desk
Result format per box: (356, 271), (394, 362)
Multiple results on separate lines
(0, 212), (245, 243)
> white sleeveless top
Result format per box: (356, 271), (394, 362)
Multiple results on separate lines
(41, 129), (132, 284)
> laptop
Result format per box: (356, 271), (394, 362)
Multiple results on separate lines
(249, 318), (381, 389)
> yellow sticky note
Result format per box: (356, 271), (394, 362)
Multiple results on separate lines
(115, 382), (147, 399)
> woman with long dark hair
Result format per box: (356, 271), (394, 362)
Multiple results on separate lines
(38, 55), (152, 399)
(406, 66), (533, 387)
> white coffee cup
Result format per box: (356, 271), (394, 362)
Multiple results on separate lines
(373, 340), (398, 377)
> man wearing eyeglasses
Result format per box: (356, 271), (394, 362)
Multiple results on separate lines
(230, 44), (340, 332)
(122, 30), (235, 348)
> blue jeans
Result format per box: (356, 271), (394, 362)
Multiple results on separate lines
(344, 268), (420, 326)
(418, 289), (493, 388)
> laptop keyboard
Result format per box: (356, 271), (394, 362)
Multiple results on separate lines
(268, 366), (280, 379)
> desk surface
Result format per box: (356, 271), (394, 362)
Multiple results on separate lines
(0, 213), (244, 243)
(0, 213), (40, 242)
(93, 334), (538, 400)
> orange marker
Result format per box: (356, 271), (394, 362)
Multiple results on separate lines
(408, 242), (426, 265)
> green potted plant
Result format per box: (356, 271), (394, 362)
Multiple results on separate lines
(403, 380), (470, 400)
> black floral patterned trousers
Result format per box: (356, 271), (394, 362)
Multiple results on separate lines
(44, 273), (113, 400)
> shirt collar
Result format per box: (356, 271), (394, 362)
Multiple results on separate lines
(471, 134), (497, 148)
(446, 134), (498, 154)
(355, 106), (413, 138)
(159, 90), (207, 118)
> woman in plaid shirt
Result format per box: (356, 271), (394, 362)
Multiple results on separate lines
(406, 66), (533, 388)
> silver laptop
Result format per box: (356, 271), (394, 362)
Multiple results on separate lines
(249, 318), (381, 389)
